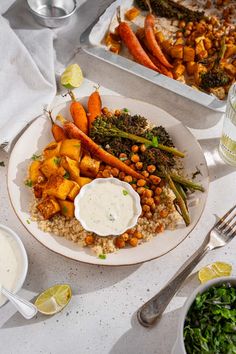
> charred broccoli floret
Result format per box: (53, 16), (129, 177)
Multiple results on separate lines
(200, 69), (230, 90)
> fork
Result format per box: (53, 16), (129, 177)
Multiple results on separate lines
(137, 204), (236, 327)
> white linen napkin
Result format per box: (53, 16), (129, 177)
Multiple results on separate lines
(0, 7), (56, 151)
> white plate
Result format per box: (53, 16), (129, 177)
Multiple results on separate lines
(7, 96), (209, 266)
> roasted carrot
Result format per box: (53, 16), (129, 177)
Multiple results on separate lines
(57, 116), (144, 180)
(46, 110), (66, 142)
(144, 13), (173, 69)
(69, 91), (88, 135)
(118, 22), (161, 73)
(87, 87), (102, 130)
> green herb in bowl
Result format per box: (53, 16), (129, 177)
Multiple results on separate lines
(184, 282), (236, 353)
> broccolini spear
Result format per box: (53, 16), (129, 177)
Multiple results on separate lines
(160, 166), (190, 226)
(156, 171), (205, 192)
(91, 117), (185, 158)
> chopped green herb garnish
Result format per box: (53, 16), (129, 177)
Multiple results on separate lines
(64, 171), (70, 179)
(0, 161), (5, 167)
(25, 179), (33, 187)
(123, 189), (129, 196)
(26, 219), (30, 224)
(98, 254), (106, 259)
(119, 157), (128, 162)
(31, 154), (41, 161)
(62, 206), (68, 213)
(129, 181), (136, 185)
(123, 108), (129, 112)
(184, 282), (236, 354)
(53, 157), (61, 166)
(151, 136), (158, 148)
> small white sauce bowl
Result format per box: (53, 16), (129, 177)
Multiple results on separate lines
(74, 177), (142, 237)
(0, 224), (28, 307)
(172, 276), (236, 354)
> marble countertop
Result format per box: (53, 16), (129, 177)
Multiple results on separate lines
(1, 1), (236, 353)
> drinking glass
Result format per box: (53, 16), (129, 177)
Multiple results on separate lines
(219, 83), (236, 166)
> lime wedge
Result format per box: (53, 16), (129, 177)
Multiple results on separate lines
(61, 64), (84, 89)
(35, 284), (72, 315)
(198, 262), (232, 284)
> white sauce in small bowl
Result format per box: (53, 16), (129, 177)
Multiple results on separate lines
(74, 178), (142, 236)
(0, 225), (28, 307)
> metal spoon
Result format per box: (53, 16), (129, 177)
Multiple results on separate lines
(1, 286), (38, 319)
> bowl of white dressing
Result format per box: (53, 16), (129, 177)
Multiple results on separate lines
(0, 224), (28, 307)
(74, 178), (142, 236)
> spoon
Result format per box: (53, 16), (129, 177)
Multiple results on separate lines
(1, 285), (38, 319)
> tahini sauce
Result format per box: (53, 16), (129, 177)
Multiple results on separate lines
(78, 181), (137, 236)
(0, 228), (21, 306)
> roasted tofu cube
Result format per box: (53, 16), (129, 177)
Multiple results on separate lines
(186, 61), (197, 75)
(44, 175), (73, 200)
(125, 7), (140, 21)
(43, 141), (61, 159)
(60, 139), (81, 161)
(37, 197), (60, 219)
(67, 181), (80, 201)
(223, 64), (236, 77)
(40, 157), (65, 178)
(33, 182), (47, 199)
(80, 155), (100, 178)
(170, 45), (184, 59)
(75, 176), (92, 187)
(29, 160), (44, 184)
(58, 200), (75, 218)
(60, 156), (80, 180)
(183, 46), (195, 62)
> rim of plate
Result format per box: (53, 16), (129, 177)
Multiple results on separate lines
(7, 95), (209, 266)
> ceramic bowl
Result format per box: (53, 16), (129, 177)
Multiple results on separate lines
(0, 224), (28, 307)
(74, 177), (142, 237)
(172, 276), (236, 353)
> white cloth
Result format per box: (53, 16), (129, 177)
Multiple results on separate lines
(0, 2), (56, 150)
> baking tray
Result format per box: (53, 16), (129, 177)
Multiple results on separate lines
(80, 0), (229, 112)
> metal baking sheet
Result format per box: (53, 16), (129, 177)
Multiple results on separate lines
(80, 0), (230, 111)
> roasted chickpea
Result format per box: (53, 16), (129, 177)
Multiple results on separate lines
(176, 30), (183, 38)
(142, 204), (150, 213)
(137, 187), (145, 195)
(137, 179), (146, 187)
(115, 237), (125, 248)
(102, 107), (109, 115)
(131, 184), (137, 190)
(131, 145), (139, 153)
(135, 162), (143, 170)
(150, 175), (161, 185)
(111, 168), (119, 177)
(124, 159), (131, 166)
(155, 187), (162, 195)
(102, 169), (112, 178)
(178, 20), (186, 29)
(124, 175), (133, 183)
(115, 109), (121, 116)
(145, 211), (153, 219)
(119, 172), (126, 180)
(85, 235), (95, 245)
(160, 209), (169, 218)
(147, 165), (156, 173)
(140, 144), (147, 153)
(146, 197), (155, 206)
(154, 196), (161, 204)
(121, 233), (129, 242)
(96, 172), (103, 178)
(155, 224), (165, 233)
(142, 170), (149, 178)
(144, 189), (153, 198)
(134, 231), (143, 239)
(129, 237), (138, 247)
(131, 154), (140, 163)
(119, 153), (127, 159)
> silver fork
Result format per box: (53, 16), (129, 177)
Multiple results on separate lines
(137, 204), (236, 327)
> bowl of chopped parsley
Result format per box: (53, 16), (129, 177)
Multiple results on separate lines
(172, 277), (236, 354)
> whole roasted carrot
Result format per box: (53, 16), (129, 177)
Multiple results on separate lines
(87, 87), (102, 130)
(46, 110), (66, 142)
(57, 116), (144, 180)
(118, 22), (161, 73)
(69, 91), (88, 135)
(144, 13), (173, 69)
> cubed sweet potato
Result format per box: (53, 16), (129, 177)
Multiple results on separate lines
(60, 139), (81, 161)
(75, 176), (92, 187)
(58, 200), (75, 218)
(173, 64), (185, 79)
(186, 61), (197, 75)
(224, 44), (236, 59)
(223, 63), (236, 77)
(125, 7), (140, 21)
(40, 157), (65, 178)
(67, 181), (80, 201)
(155, 31), (165, 44)
(29, 160), (44, 184)
(37, 197), (60, 219)
(60, 156), (80, 180)
(79, 155), (100, 178)
(183, 46), (195, 62)
(161, 40), (173, 54)
(170, 44), (184, 59)
(43, 141), (61, 159)
(44, 175), (73, 200)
